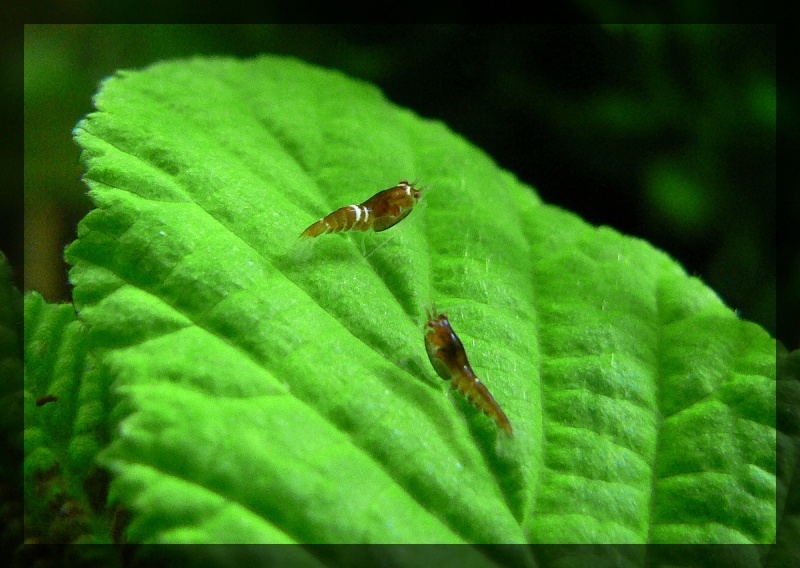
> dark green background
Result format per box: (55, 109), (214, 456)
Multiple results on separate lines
(20, 24), (780, 343)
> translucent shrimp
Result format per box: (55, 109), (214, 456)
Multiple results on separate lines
(300, 180), (421, 238)
(423, 307), (513, 434)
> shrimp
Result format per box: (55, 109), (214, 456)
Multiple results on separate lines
(300, 180), (422, 238)
(423, 307), (513, 434)
(36, 394), (58, 406)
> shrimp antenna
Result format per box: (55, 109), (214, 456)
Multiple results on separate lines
(363, 230), (398, 259)
(425, 303), (438, 322)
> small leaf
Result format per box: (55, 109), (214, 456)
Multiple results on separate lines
(66, 56), (776, 547)
(770, 345), (800, 567)
(1, 252), (24, 543)
(23, 291), (114, 543)
(1, 251), (23, 434)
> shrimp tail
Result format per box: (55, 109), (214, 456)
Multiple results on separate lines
(300, 204), (371, 238)
(451, 376), (513, 434)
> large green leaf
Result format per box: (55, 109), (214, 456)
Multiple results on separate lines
(64, 55), (777, 548)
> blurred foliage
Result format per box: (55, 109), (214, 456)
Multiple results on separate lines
(22, 24), (778, 343)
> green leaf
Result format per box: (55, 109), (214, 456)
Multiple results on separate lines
(1, 251), (23, 430)
(23, 291), (114, 543)
(65, 55), (777, 547)
(1, 252), (24, 543)
(770, 345), (800, 567)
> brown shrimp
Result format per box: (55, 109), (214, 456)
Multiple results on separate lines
(36, 394), (58, 406)
(423, 307), (513, 434)
(300, 180), (422, 238)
